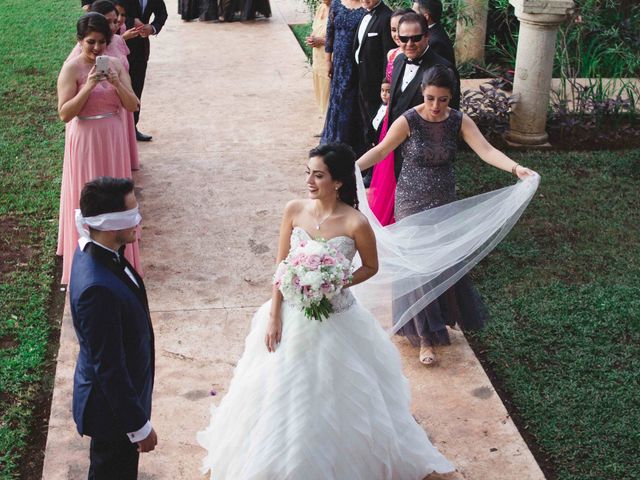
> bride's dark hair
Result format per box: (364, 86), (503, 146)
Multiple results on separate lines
(308, 143), (359, 210)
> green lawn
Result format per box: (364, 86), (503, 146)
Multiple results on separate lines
(0, 0), (77, 477)
(457, 149), (640, 479)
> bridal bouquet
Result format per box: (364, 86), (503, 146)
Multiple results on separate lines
(274, 239), (352, 321)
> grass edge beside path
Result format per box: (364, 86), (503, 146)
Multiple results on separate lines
(457, 149), (640, 480)
(0, 0), (77, 477)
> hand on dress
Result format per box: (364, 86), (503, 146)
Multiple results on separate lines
(137, 428), (158, 453)
(265, 316), (282, 353)
(515, 165), (537, 179)
(326, 59), (333, 79)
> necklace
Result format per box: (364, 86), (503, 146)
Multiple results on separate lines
(314, 204), (337, 230)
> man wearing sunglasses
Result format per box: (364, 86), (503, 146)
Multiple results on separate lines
(388, 12), (459, 178)
(412, 0), (456, 66)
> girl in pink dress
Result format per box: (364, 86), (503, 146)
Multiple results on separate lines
(57, 13), (141, 283)
(367, 8), (411, 226)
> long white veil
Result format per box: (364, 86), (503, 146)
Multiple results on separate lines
(350, 168), (540, 335)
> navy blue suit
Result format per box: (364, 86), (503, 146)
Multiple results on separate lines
(70, 242), (154, 441)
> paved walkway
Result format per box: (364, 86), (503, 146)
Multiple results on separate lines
(43, 1), (545, 478)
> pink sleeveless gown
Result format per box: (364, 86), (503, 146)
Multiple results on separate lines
(367, 48), (400, 226)
(66, 37), (140, 171)
(57, 59), (142, 284)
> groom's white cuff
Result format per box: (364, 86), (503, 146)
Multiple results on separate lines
(127, 421), (152, 443)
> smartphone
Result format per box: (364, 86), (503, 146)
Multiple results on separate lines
(95, 56), (109, 77)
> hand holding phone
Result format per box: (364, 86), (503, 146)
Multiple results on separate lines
(95, 56), (109, 79)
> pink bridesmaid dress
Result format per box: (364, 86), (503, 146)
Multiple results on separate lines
(57, 60), (142, 283)
(111, 35), (140, 171)
(367, 47), (400, 226)
(66, 35), (140, 171)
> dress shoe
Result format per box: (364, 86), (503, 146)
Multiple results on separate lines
(136, 129), (153, 142)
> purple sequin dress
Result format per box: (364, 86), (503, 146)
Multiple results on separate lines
(394, 108), (489, 346)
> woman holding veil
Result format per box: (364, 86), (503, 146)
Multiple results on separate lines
(357, 65), (536, 366)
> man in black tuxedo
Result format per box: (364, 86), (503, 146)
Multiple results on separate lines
(353, 0), (394, 146)
(70, 177), (156, 479)
(123, 0), (168, 141)
(413, 0), (455, 65)
(388, 12), (459, 178)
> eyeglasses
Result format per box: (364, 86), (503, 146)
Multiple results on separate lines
(398, 33), (426, 44)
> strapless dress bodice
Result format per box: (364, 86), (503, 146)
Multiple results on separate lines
(289, 227), (356, 313)
(75, 61), (122, 118)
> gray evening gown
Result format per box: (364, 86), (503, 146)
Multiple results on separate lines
(393, 107), (489, 346)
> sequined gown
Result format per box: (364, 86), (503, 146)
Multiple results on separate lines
(394, 108), (489, 345)
(320, 0), (366, 155)
(198, 227), (454, 479)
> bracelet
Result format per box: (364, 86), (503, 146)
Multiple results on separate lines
(511, 163), (520, 177)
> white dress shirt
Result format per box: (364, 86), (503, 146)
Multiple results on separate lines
(79, 239), (140, 288)
(127, 421), (152, 443)
(400, 46), (429, 92)
(355, 13), (373, 63)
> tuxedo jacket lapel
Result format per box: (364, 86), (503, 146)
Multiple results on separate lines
(390, 53), (405, 99)
(402, 64), (425, 103)
(362, 12), (378, 42)
(121, 256), (150, 313)
(353, 7), (379, 56)
(133, 0), (143, 18)
(86, 243), (147, 310)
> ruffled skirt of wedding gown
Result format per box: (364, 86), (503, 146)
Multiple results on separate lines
(197, 299), (454, 480)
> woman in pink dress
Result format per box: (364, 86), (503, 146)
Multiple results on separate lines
(111, 0), (143, 170)
(68, 2), (141, 171)
(367, 8), (412, 226)
(57, 12), (141, 283)
(94, 1), (141, 171)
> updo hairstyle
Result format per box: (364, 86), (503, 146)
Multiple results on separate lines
(308, 143), (359, 210)
(421, 64), (457, 97)
(76, 12), (113, 44)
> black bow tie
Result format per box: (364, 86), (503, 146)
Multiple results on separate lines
(405, 57), (423, 66)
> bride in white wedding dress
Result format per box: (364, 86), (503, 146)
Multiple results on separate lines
(197, 143), (455, 479)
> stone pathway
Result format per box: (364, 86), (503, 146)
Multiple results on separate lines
(42, 1), (545, 478)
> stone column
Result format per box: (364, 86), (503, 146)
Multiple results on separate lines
(505, 0), (574, 147)
(455, 0), (489, 64)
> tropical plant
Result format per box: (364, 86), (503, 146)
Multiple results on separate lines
(460, 80), (515, 138)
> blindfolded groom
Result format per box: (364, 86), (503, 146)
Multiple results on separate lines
(70, 177), (156, 479)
